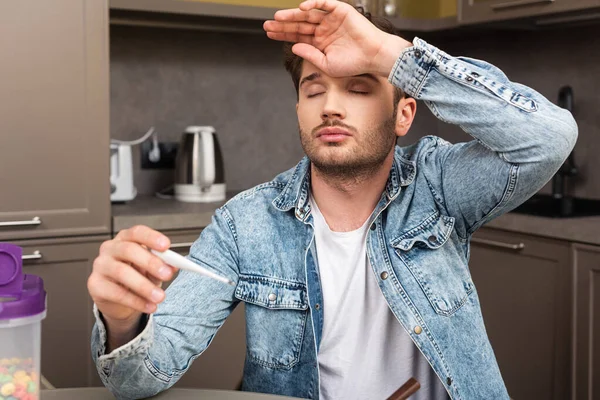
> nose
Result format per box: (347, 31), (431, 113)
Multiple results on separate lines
(320, 92), (346, 121)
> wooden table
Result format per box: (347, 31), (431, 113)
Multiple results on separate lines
(40, 388), (302, 400)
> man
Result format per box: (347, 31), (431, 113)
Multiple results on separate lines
(88, 1), (577, 399)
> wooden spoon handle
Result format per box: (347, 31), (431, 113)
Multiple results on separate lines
(386, 377), (421, 400)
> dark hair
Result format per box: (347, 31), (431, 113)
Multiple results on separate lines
(283, 7), (408, 104)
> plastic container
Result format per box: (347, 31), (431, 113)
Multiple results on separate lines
(0, 243), (46, 400)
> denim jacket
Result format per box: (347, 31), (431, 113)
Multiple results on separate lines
(91, 37), (577, 400)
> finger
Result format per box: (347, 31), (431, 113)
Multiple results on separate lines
(132, 262), (176, 287)
(115, 225), (170, 251)
(266, 32), (314, 45)
(299, 0), (339, 13)
(103, 241), (173, 282)
(89, 274), (157, 314)
(101, 258), (166, 304)
(273, 8), (326, 23)
(292, 43), (326, 69)
(263, 20), (317, 35)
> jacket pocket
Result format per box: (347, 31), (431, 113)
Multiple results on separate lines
(234, 274), (308, 369)
(390, 212), (473, 317)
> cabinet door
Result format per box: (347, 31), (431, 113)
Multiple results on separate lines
(572, 244), (600, 400)
(160, 229), (247, 390)
(165, 229), (203, 257)
(469, 228), (571, 400)
(459, 0), (600, 25)
(13, 236), (109, 388)
(0, 0), (110, 241)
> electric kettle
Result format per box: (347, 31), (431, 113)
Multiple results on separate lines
(174, 126), (226, 203)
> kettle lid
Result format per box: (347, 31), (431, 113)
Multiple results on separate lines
(185, 126), (215, 134)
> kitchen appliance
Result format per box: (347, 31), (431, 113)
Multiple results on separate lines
(110, 127), (157, 203)
(0, 242), (47, 400)
(175, 126), (226, 203)
(110, 143), (137, 202)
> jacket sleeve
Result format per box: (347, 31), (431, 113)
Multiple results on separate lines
(91, 206), (240, 399)
(390, 37), (578, 238)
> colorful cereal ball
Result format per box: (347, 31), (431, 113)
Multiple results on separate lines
(0, 382), (16, 397)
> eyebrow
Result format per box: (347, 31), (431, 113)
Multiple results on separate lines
(299, 72), (380, 88)
(299, 72), (321, 88)
(354, 73), (380, 84)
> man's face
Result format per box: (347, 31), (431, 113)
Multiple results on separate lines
(296, 61), (399, 177)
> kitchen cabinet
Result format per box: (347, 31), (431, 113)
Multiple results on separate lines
(162, 229), (203, 258)
(110, 0), (459, 32)
(383, 0), (459, 31)
(572, 244), (600, 400)
(13, 235), (109, 389)
(0, 0), (110, 241)
(110, 0), (298, 22)
(469, 228), (572, 400)
(377, 0), (456, 19)
(459, 0), (600, 25)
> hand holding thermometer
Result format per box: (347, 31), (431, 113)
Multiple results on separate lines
(150, 248), (235, 286)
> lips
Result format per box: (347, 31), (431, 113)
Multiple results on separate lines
(316, 127), (352, 137)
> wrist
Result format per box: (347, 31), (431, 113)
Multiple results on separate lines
(372, 34), (413, 78)
(103, 313), (145, 352)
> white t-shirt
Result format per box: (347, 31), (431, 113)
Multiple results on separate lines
(310, 196), (450, 400)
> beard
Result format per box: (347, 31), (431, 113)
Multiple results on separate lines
(299, 114), (397, 181)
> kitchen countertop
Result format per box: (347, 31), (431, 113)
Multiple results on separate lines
(484, 211), (600, 246)
(112, 194), (600, 246)
(111, 192), (241, 233)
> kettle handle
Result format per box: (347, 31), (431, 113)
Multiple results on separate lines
(199, 130), (215, 188)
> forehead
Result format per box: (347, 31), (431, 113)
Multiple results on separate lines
(300, 60), (390, 87)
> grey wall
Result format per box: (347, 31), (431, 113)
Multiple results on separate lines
(420, 24), (600, 200)
(110, 22), (599, 198)
(110, 25), (304, 196)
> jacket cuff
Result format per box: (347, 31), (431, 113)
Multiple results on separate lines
(92, 303), (154, 363)
(388, 37), (449, 99)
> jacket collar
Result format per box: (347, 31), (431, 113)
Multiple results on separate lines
(272, 147), (416, 214)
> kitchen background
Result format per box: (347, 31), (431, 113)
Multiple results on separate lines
(111, 22), (600, 198)
(2, 1), (600, 399)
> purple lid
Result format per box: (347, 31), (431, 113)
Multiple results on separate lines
(0, 243), (46, 320)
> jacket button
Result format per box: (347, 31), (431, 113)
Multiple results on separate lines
(471, 72), (479, 77)
(315, 303), (321, 310)
(428, 235), (437, 243)
(466, 76), (474, 82)
(447, 377), (452, 386)
(414, 49), (422, 58)
(380, 271), (388, 280)
(370, 223), (376, 231)
(268, 293), (277, 301)
(414, 326), (422, 334)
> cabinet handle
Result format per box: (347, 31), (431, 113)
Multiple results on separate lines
(22, 250), (43, 261)
(169, 242), (194, 250)
(0, 217), (42, 228)
(536, 12), (600, 25)
(491, 0), (554, 11)
(471, 237), (525, 251)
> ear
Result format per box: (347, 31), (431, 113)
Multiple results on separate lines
(394, 97), (417, 138)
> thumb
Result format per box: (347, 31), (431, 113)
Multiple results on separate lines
(292, 43), (326, 71)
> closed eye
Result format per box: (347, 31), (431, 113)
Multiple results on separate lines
(307, 92), (324, 98)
